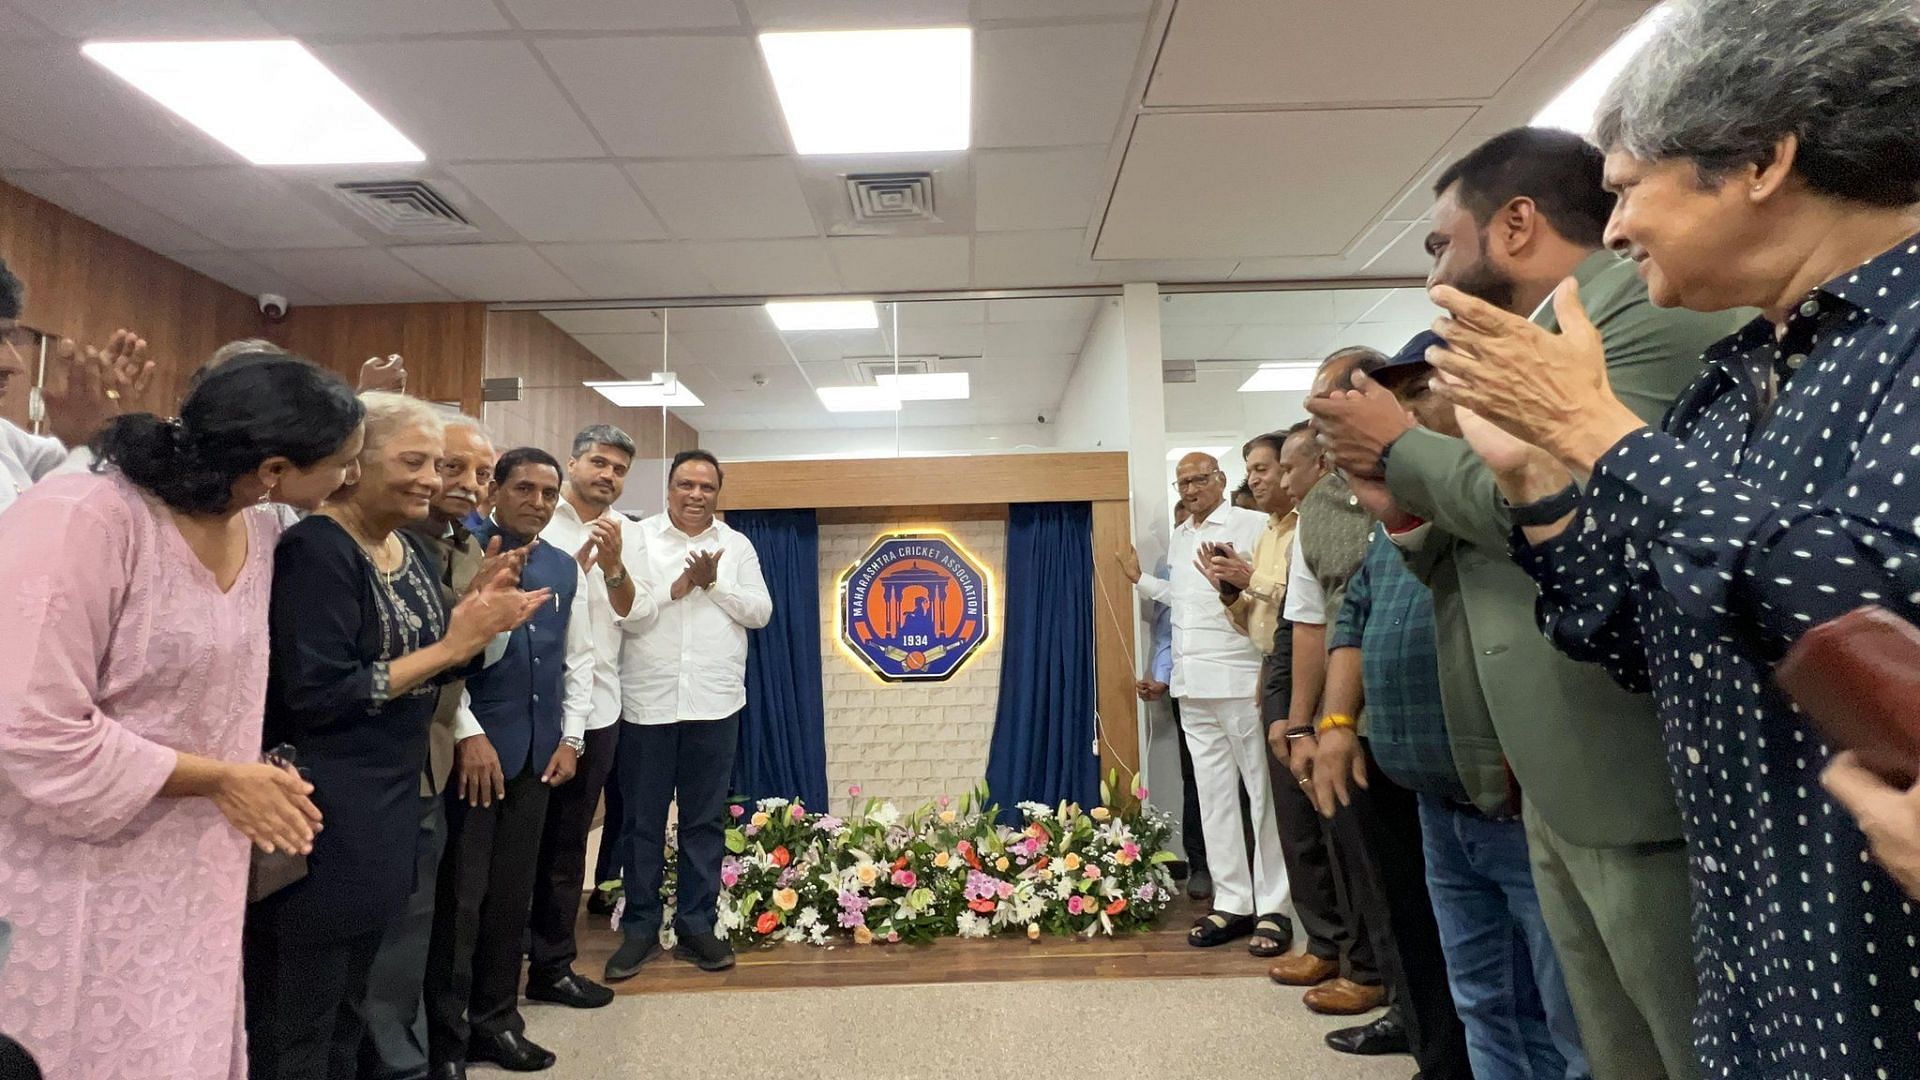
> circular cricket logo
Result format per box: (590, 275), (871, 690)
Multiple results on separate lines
(840, 533), (990, 682)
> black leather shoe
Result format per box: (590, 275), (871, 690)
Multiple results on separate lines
(466, 1031), (556, 1072)
(1325, 1012), (1410, 1056)
(673, 930), (736, 971)
(604, 933), (660, 982)
(526, 970), (616, 1009)
(428, 1064), (466, 1080)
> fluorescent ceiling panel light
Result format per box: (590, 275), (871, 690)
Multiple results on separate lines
(765, 299), (879, 332)
(1532, 5), (1671, 135)
(875, 371), (969, 401)
(760, 27), (971, 155)
(82, 40), (423, 166)
(1238, 364), (1318, 393)
(816, 385), (901, 412)
(584, 377), (705, 408)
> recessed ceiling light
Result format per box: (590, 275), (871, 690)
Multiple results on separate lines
(875, 371), (969, 401)
(765, 299), (880, 332)
(1532, 5), (1671, 135)
(585, 376), (705, 408)
(1238, 364), (1318, 393)
(817, 385), (901, 412)
(759, 27), (970, 155)
(82, 40), (423, 166)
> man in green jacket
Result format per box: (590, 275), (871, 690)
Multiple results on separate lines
(1309, 127), (1747, 1080)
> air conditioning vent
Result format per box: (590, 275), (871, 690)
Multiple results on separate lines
(845, 172), (938, 225)
(1163, 360), (1196, 383)
(851, 355), (933, 383)
(330, 180), (478, 237)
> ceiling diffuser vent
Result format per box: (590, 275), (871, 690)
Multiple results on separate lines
(330, 179), (477, 237)
(852, 355), (933, 383)
(845, 172), (937, 225)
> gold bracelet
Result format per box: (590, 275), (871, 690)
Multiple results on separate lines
(1316, 713), (1356, 734)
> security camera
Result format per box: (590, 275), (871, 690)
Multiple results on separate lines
(751, 372), (769, 387)
(1036, 412), (1050, 424)
(258, 293), (290, 322)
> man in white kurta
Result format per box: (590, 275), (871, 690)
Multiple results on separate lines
(1128, 453), (1290, 945)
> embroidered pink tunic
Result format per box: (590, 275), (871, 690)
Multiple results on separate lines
(0, 472), (282, 1078)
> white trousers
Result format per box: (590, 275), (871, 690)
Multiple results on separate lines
(1178, 696), (1290, 915)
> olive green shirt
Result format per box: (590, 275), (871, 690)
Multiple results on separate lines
(1384, 250), (1751, 842)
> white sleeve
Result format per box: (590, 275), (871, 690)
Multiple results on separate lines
(1134, 573), (1172, 605)
(1282, 531), (1326, 625)
(708, 535), (773, 630)
(560, 567), (595, 740)
(453, 687), (484, 741)
(612, 520), (659, 631)
(3, 420), (74, 482)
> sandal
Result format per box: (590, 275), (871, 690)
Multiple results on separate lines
(1187, 911), (1256, 947)
(1247, 913), (1293, 957)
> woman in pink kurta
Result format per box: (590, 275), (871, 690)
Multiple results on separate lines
(0, 354), (364, 1079)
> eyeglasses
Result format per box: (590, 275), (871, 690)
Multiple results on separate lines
(1172, 471), (1221, 491)
(0, 325), (38, 355)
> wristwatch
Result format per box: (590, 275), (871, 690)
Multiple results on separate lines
(1503, 483), (1581, 527)
(604, 569), (628, 589)
(561, 735), (586, 757)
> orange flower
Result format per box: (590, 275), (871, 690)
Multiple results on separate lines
(1105, 898), (1128, 916)
(1062, 853), (1082, 872)
(967, 898), (997, 914)
(893, 855), (911, 871)
(771, 845), (792, 868)
(754, 911), (780, 935)
(853, 926), (875, 945)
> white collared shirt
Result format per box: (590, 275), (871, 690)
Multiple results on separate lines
(540, 497), (658, 730)
(0, 419), (84, 519)
(620, 513), (773, 724)
(1136, 501), (1270, 700)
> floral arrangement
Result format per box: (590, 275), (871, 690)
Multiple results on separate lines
(640, 774), (1179, 948)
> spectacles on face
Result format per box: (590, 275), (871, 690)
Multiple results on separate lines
(0, 325), (39, 359)
(1173, 472), (1221, 492)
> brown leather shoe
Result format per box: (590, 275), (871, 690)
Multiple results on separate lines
(1303, 977), (1388, 1016)
(1268, 952), (1340, 987)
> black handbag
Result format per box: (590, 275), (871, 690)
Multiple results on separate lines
(245, 744), (311, 903)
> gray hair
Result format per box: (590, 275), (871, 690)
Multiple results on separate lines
(442, 412), (489, 440)
(572, 423), (636, 460)
(1595, 0), (1920, 207)
(358, 390), (444, 456)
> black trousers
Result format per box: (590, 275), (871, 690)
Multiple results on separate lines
(527, 722), (620, 984)
(357, 793), (446, 1080)
(424, 763), (551, 1066)
(243, 923), (385, 1080)
(1170, 697), (1210, 875)
(1337, 743), (1472, 1080)
(592, 744), (627, 885)
(1272, 743), (1380, 982)
(618, 714), (740, 939)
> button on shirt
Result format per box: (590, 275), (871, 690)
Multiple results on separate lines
(539, 499), (658, 730)
(1517, 232), (1920, 1077)
(621, 514), (773, 724)
(1136, 502), (1268, 700)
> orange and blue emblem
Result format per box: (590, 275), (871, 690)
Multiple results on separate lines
(840, 532), (990, 682)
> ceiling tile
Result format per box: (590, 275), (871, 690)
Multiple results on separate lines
(255, 0), (510, 34)
(537, 242), (715, 299)
(975, 0), (1151, 16)
(655, 306), (768, 332)
(896, 298), (985, 326)
(625, 159), (817, 241)
(783, 328), (889, 366)
(449, 163), (665, 243)
(0, 132), (60, 170)
(1147, 0), (1583, 107)
(685, 239), (841, 296)
(0, 2), (57, 37)
(571, 332), (666, 371)
(97, 168), (366, 249)
(986, 296), (1100, 324)
(0, 47), (234, 168)
(827, 236), (972, 291)
(985, 319), (1093, 357)
(392, 243), (583, 301)
(1332, 288), (1401, 322)
(502, 0), (740, 29)
(1217, 323), (1343, 361)
(1227, 254), (1368, 280)
(538, 38), (787, 158)
(540, 308), (663, 335)
(3, 169), (219, 255)
(9, 0), (271, 36)
(167, 250), (309, 303)
(1161, 290), (1340, 326)
(974, 145), (1107, 232)
(1097, 107), (1474, 260)
(1159, 323), (1236, 361)
(317, 40), (604, 161)
(1343, 287), (1436, 325)
(894, 319), (984, 357)
(1362, 221), (1436, 278)
(743, 0), (968, 29)
(975, 23), (1145, 148)
(1335, 321), (1429, 355)
(971, 229), (1089, 288)
(669, 329), (794, 369)
(247, 249), (456, 304)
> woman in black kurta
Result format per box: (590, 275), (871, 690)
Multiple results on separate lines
(243, 395), (545, 1080)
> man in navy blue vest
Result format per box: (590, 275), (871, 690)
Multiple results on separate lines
(424, 447), (593, 1078)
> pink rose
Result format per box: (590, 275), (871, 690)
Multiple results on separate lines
(995, 880), (1014, 899)
(791, 804), (805, 821)
(729, 804), (745, 818)
(849, 785), (862, 798)
(892, 869), (918, 888)
(1067, 895), (1086, 915)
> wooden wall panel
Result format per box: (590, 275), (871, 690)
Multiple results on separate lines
(722, 452), (1131, 511)
(263, 302), (489, 417)
(1091, 498), (1141, 806)
(482, 309), (701, 459)
(0, 179), (259, 428)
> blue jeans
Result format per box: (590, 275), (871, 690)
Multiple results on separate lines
(1419, 795), (1590, 1080)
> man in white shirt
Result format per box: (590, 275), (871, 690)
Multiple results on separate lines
(605, 450), (772, 981)
(1121, 452), (1291, 952)
(524, 424), (657, 1010)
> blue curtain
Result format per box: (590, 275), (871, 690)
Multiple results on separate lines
(726, 508), (829, 808)
(985, 501), (1099, 821)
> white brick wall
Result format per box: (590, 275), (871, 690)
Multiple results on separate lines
(819, 522), (1006, 815)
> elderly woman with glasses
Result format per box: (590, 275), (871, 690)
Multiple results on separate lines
(1421, 0), (1920, 1073)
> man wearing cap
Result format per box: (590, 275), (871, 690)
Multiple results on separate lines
(1308, 127), (1746, 1080)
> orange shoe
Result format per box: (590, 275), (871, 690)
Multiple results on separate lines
(1302, 977), (1388, 1016)
(1267, 952), (1340, 987)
